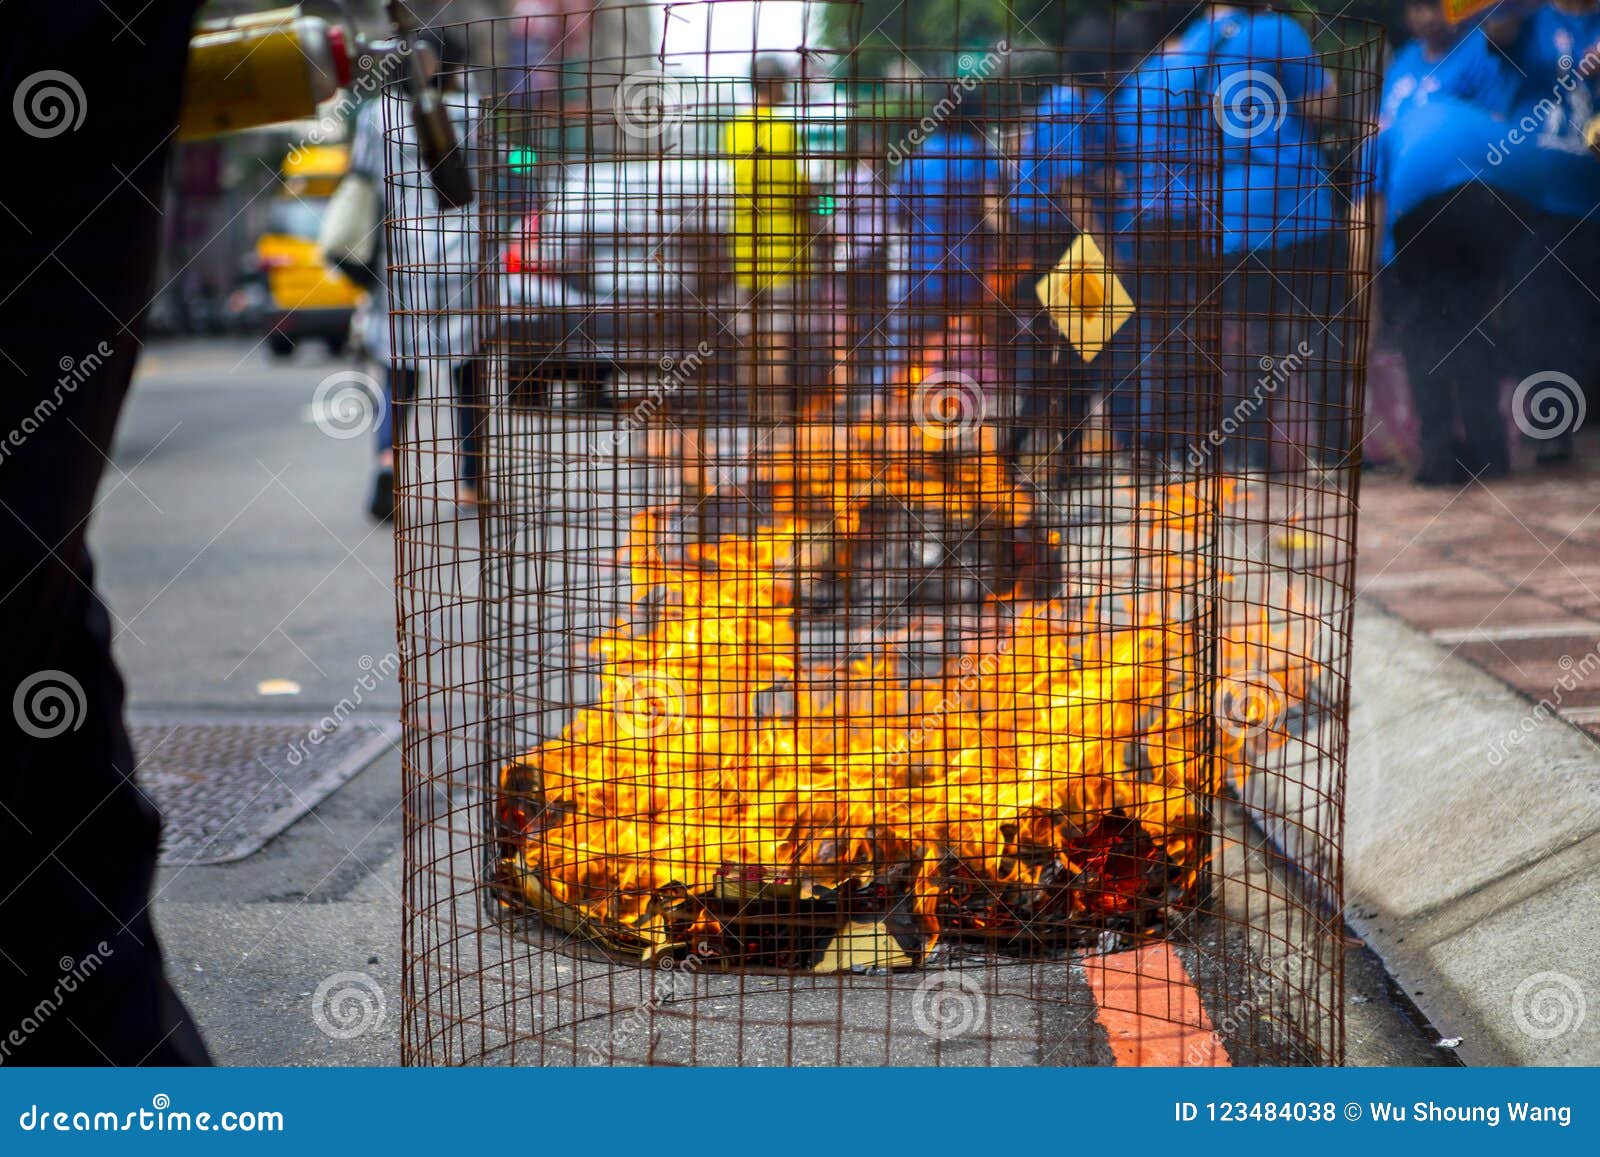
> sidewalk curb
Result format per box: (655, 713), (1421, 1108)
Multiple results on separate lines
(1346, 603), (1600, 1065)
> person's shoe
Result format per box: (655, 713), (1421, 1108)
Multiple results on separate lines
(368, 465), (396, 523)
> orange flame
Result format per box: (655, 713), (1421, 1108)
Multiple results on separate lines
(500, 380), (1317, 960)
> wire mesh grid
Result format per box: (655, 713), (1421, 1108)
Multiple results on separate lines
(388, 0), (1383, 1066)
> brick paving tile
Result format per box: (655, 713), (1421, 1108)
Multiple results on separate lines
(1357, 464), (1600, 751)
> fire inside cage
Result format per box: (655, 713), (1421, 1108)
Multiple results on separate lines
(386, 0), (1382, 1066)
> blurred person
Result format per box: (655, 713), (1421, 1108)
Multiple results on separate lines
(725, 55), (817, 420)
(1380, 0), (1504, 133)
(1008, 78), (1118, 459)
(1369, 1), (1507, 481)
(1194, 2), (1344, 471)
(1, 0), (210, 1064)
(1485, 0), (1600, 466)
(1377, 98), (1524, 483)
(828, 126), (893, 407)
(506, 0), (593, 105)
(885, 84), (1004, 389)
(349, 27), (486, 522)
(1112, 34), (1216, 464)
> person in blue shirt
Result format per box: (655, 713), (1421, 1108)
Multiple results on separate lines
(1376, 1), (1506, 264)
(1197, 4), (1344, 471)
(1378, 97), (1525, 483)
(1370, 2), (1523, 484)
(1485, 0), (1600, 466)
(1006, 79), (1120, 458)
(1382, 1), (1504, 131)
(1111, 40), (1215, 461)
(886, 85), (1004, 379)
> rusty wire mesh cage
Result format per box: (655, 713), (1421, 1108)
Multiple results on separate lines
(387, 0), (1383, 1066)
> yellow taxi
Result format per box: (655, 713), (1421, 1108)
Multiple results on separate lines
(256, 144), (366, 356)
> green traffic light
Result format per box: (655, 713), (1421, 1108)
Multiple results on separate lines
(508, 147), (537, 174)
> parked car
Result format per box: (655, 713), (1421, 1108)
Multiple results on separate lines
(484, 155), (737, 406)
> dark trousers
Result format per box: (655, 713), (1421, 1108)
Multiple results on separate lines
(1011, 229), (1100, 458)
(1125, 228), (1208, 459)
(1218, 232), (1349, 471)
(379, 360), (485, 488)
(1, 1), (209, 1063)
(1390, 186), (1517, 483)
(1500, 207), (1600, 462)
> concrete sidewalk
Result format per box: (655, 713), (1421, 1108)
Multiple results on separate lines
(1346, 471), (1600, 1065)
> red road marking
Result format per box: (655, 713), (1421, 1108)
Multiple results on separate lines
(1086, 943), (1230, 1067)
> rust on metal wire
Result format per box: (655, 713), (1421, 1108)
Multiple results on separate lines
(389, 0), (1382, 1066)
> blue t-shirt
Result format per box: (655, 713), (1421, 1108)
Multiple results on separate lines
(1374, 29), (1509, 259)
(1487, 2), (1600, 219)
(1113, 49), (1213, 228)
(1194, 9), (1337, 253)
(1377, 97), (1506, 229)
(889, 129), (1003, 307)
(1379, 29), (1505, 130)
(1011, 84), (1112, 231)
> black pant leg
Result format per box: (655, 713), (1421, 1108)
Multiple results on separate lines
(0, 0), (209, 1064)
(452, 359), (484, 488)
(1391, 187), (1513, 482)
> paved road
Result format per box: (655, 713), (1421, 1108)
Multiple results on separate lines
(101, 339), (397, 711)
(99, 339), (404, 1063)
(101, 339), (1443, 1066)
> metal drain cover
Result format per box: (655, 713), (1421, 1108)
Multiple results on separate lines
(131, 716), (396, 866)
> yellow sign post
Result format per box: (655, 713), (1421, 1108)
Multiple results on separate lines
(1034, 232), (1136, 364)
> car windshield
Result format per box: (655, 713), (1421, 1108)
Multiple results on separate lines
(265, 197), (328, 239)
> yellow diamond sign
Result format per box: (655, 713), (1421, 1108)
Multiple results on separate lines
(1034, 232), (1135, 364)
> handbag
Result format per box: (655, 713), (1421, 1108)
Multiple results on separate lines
(318, 172), (381, 290)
